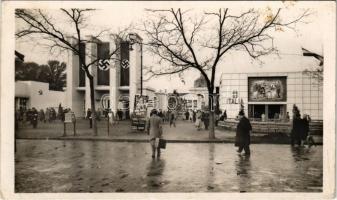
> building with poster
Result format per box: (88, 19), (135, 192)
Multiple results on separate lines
(219, 54), (323, 120)
(65, 34), (153, 118)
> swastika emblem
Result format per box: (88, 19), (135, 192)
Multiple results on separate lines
(98, 59), (110, 71)
(121, 59), (129, 69)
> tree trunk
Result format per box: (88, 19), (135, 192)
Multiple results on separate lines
(89, 77), (98, 135)
(209, 109), (216, 139)
(208, 91), (216, 139)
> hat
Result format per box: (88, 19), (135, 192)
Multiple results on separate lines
(151, 109), (158, 115)
(238, 110), (245, 116)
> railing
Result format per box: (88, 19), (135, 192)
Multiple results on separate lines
(218, 119), (323, 135)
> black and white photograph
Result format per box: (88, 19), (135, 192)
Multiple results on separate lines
(0, 1), (336, 199)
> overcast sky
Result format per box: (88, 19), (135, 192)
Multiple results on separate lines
(15, 1), (330, 93)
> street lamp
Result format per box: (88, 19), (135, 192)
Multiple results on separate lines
(128, 33), (143, 96)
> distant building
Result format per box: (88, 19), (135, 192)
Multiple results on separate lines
(65, 35), (143, 117)
(15, 81), (66, 111)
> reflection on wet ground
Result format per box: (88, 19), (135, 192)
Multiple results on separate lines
(15, 140), (322, 192)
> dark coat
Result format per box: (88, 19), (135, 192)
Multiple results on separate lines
(291, 118), (302, 140)
(301, 118), (309, 140)
(235, 117), (252, 147)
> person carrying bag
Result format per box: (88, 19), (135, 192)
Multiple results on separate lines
(147, 109), (165, 158)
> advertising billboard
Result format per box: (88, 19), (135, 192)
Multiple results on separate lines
(248, 77), (287, 102)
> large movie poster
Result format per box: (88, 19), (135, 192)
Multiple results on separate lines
(248, 77), (287, 102)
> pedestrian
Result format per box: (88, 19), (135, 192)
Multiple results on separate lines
(158, 109), (164, 122)
(291, 113), (302, 146)
(301, 114), (310, 146)
(39, 109), (45, 123)
(96, 108), (102, 121)
(235, 110), (252, 155)
(169, 111), (176, 127)
(86, 108), (92, 128)
(31, 107), (39, 128)
(261, 113), (266, 122)
(185, 110), (190, 120)
(203, 111), (210, 130)
(192, 110), (196, 123)
(215, 111), (221, 126)
(195, 110), (202, 130)
(146, 109), (163, 158)
(45, 108), (50, 123)
(286, 112), (290, 122)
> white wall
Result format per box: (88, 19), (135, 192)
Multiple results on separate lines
(15, 81), (66, 110)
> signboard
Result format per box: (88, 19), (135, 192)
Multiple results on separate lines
(134, 95), (148, 117)
(64, 112), (75, 123)
(248, 77), (287, 102)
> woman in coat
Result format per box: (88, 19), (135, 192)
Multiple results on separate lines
(195, 110), (202, 131)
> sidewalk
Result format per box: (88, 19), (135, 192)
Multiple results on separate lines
(16, 119), (322, 144)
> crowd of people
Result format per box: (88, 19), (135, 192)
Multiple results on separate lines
(15, 105), (72, 129)
(290, 104), (315, 147)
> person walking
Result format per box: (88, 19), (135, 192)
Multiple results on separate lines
(301, 114), (310, 146)
(195, 110), (202, 131)
(169, 111), (176, 127)
(192, 110), (196, 123)
(147, 109), (163, 158)
(86, 108), (92, 128)
(291, 113), (302, 146)
(39, 109), (45, 123)
(185, 111), (190, 120)
(31, 107), (39, 128)
(203, 111), (210, 130)
(235, 110), (252, 155)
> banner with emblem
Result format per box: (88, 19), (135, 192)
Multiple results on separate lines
(97, 42), (110, 85)
(120, 42), (130, 86)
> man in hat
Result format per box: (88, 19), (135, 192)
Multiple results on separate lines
(235, 110), (252, 155)
(147, 109), (163, 158)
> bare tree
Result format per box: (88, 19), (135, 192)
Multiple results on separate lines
(302, 48), (323, 84)
(16, 9), (129, 135)
(142, 8), (310, 139)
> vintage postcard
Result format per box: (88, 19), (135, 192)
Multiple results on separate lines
(1, 1), (336, 199)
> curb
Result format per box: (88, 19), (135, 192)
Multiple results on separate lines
(16, 137), (323, 145)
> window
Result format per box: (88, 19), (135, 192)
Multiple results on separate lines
(232, 90), (238, 98)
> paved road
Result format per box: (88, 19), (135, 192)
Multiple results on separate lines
(15, 140), (322, 193)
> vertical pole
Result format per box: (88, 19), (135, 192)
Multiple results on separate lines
(63, 123), (66, 137)
(140, 43), (143, 96)
(107, 113), (110, 136)
(73, 122), (76, 136)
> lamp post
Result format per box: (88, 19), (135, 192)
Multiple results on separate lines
(128, 33), (143, 96)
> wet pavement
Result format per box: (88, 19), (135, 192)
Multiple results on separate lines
(15, 140), (322, 193)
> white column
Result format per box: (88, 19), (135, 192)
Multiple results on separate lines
(65, 37), (85, 117)
(129, 43), (140, 112)
(109, 41), (119, 113)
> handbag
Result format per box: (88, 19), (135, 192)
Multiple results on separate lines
(158, 138), (166, 149)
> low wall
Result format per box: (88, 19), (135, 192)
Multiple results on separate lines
(218, 119), (323, 135)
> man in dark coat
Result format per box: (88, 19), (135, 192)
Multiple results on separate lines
(291, 113), (302, 146)
(235, 110), (252, 155)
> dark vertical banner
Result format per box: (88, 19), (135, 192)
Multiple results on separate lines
(97, 42), (110, 85)
(120, 42), (130, 86)
(79, 43), (86, 87)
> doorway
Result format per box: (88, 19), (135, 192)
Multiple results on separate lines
(248, 104), (285, 120)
